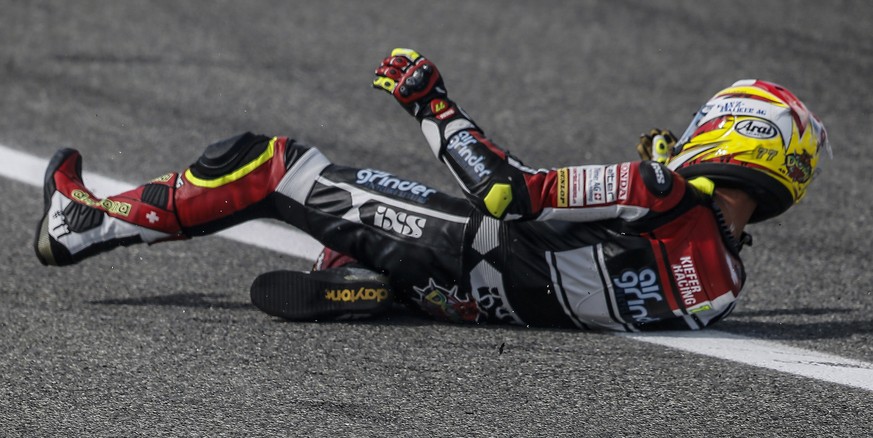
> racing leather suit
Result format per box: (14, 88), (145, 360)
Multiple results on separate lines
(38, 103), (746, 332)
(340, 96), (748, 331)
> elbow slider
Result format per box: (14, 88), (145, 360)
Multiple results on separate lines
(483, 183), (513, 218)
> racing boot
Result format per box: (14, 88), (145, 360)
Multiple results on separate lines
(251, 248), (393, 321)
(34, 148), (185, 266)
(34, 133), (320, 266)
(312, 246), (359, 271)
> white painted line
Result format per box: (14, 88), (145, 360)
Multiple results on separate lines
(621, 330), (873, 392)
(3, 142), (873, 392)
(0, 143), (323, 260)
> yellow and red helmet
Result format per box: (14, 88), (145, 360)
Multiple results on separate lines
(667, 79), (831, 222)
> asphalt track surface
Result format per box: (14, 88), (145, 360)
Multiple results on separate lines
(1, 1), (872, 436)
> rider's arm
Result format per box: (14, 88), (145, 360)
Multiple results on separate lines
(416, 98), (689, 222)
(374, 49), (688, 221)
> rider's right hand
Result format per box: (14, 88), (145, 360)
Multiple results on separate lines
(636, 128), (678, 163)
(372, 48), (447, 119)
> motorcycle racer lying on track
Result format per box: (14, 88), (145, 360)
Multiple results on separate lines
(34, 49), (831, 331)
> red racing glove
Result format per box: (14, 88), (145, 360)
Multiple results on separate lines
(373, 48), (447, 119)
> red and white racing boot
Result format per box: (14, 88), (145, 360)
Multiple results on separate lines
(312, 246), (359, 271)
(34, 148), (185, 266)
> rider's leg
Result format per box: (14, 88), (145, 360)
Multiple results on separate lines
(34, 132), (280, 266)
(35, 132), (473, 288)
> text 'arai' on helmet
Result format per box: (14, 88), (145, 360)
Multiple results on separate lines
(667, 79), (831, 223)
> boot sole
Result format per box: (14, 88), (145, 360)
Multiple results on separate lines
(33, 148), (78, 266)
(250, 270), (392, 321)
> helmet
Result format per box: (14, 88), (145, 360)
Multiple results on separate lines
(667, 79), (831, 223)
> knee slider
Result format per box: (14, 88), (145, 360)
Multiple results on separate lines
(189, 132), (273, 180)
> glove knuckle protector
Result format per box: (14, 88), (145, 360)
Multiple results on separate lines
(373, 48), (446, 118)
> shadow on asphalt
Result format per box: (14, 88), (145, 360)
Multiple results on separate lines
(90, 292), (251, 310)
(730, 307), (857, 317)
(89, 293), (436, 326)
(88, 293), (588, 331)
(90, 295), (869, 339)
(717, 307), (873, 340)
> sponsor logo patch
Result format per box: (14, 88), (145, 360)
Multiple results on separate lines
(618, 162), (631, 201)
(373, 205), (426, 238)
(569, 166), (584, 206)
(430, 99), (448, 114)
(411, 278), (479, 322)
(431, 99), (457, 120)
(612, 267), (664, 323)
(785, 151), (813, 183)
(735, 119), (778, 139)
(584, 166), (605, 205)
(355, 169), (436, 203)
(711, 98), (770, 118)
(650, 162), (666, 185)
(561, 166), (615, 207)
(324, 286), (390, 303)
(445, 131), (493, 181)
(556, 168), (569, 207)
(641, 161), (672, 197)
(151, 173), (174, 183)
(604, 165), (618, 203)
(71, 189), (131, 217)
(671, 256), (705, 308)
(436, 108), (457, 120)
